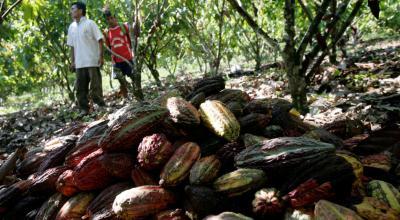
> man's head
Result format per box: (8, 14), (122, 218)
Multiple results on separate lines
(71, 2), (86, 19)
(104, 10), (118, 27)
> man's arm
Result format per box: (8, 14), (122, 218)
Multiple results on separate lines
(98, 39), (104, 67)
(70, 47), (75, 71)
(91, 21), (104, 67)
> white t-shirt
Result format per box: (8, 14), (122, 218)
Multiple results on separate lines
(67, 17), (104, 68)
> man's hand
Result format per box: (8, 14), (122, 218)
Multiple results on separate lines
(69, 62), (75, 72)
(98, 56), (104, 67)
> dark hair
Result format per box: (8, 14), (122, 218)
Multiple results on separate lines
(71, 2), (86, 16)
(103, 9), (113, 18)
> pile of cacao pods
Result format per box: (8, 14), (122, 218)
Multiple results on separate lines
(1, 76), (400, 220)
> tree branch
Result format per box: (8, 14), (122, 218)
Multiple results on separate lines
(0, 0), (22, 24)
(306, 0), (364, 82)
(297, 0), (313, 20)
(300, 0), (351, 74)
(227, 0), (280, 52)
(296, 0), (331, 58)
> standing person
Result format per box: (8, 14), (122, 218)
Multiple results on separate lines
(103, 9), (138, 100)
(67, 2), (106, 115)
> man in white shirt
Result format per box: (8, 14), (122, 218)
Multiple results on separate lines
(67, 2), (105, 115)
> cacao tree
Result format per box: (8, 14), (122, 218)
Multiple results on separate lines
(228, 0), (368, 113)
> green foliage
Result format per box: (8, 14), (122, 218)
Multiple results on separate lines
(0, 0), (399, 107)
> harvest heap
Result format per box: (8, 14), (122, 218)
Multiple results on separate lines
(1, 76), (399, 220)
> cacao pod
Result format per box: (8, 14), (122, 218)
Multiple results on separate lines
(235, 137), (335, 171)
(56, 170), (79, 197)
(112, 185), (176, 220)
(99, 153), (134, 179)
(204, 212), (253, 220)
(184, 186), (226, 219)
(189, 92), (206, 108)
(37, 135), (78, 173)
(155, 209), (189, 220)
(167, 97), (201, 125)
(189, 155), (221, 185)
(252, 188), (285, 217)
(314, 200), (362, 220)
(353, 197), (400, 220)
(29, 166), (68, 195)
(213, 168), (267, 197)
(72, 149), (113, 191)
(131, 166), (158, 186)
(199, 100), (240, 142)
(366, 180), (400, 212)
(238, 113), (270, 134)
(64, 135), (101, 168)
(85, 182), (131, 220)
(206, 89), (250, 105)
(137, 133), (174, 170)
(160, 142), (201, 186)
(55, 192), (95, 220)
(99, 104), (168, 152)
(186, 76), (225, 100)
(36, 193), (67, 220)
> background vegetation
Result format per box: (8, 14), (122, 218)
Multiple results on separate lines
(0, 0), (399, 113)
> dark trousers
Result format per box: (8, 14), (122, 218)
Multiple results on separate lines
(113, 61), (135, 98)
(75, 67), (105, 111)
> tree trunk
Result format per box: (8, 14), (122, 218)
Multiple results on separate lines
(284, 0), (308, 114)
(133, 63), (144, 100)
(287, 67), (308, 113)
(329, 0), (338, 64)
(148, 64), (162, 87)
(214, 0), (226, 75)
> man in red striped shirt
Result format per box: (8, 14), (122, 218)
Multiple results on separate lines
(103, 10), (137, 100)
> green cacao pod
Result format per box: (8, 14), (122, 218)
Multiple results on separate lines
(353, 197), (400, 220)
(199, 100), (240, 142)
(160, 142), (201, 186)
(366, 180), (400, 212)
(235, 137), (335, 171)
(213, 168), (267, 197)
(189, 155), (221, 185)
